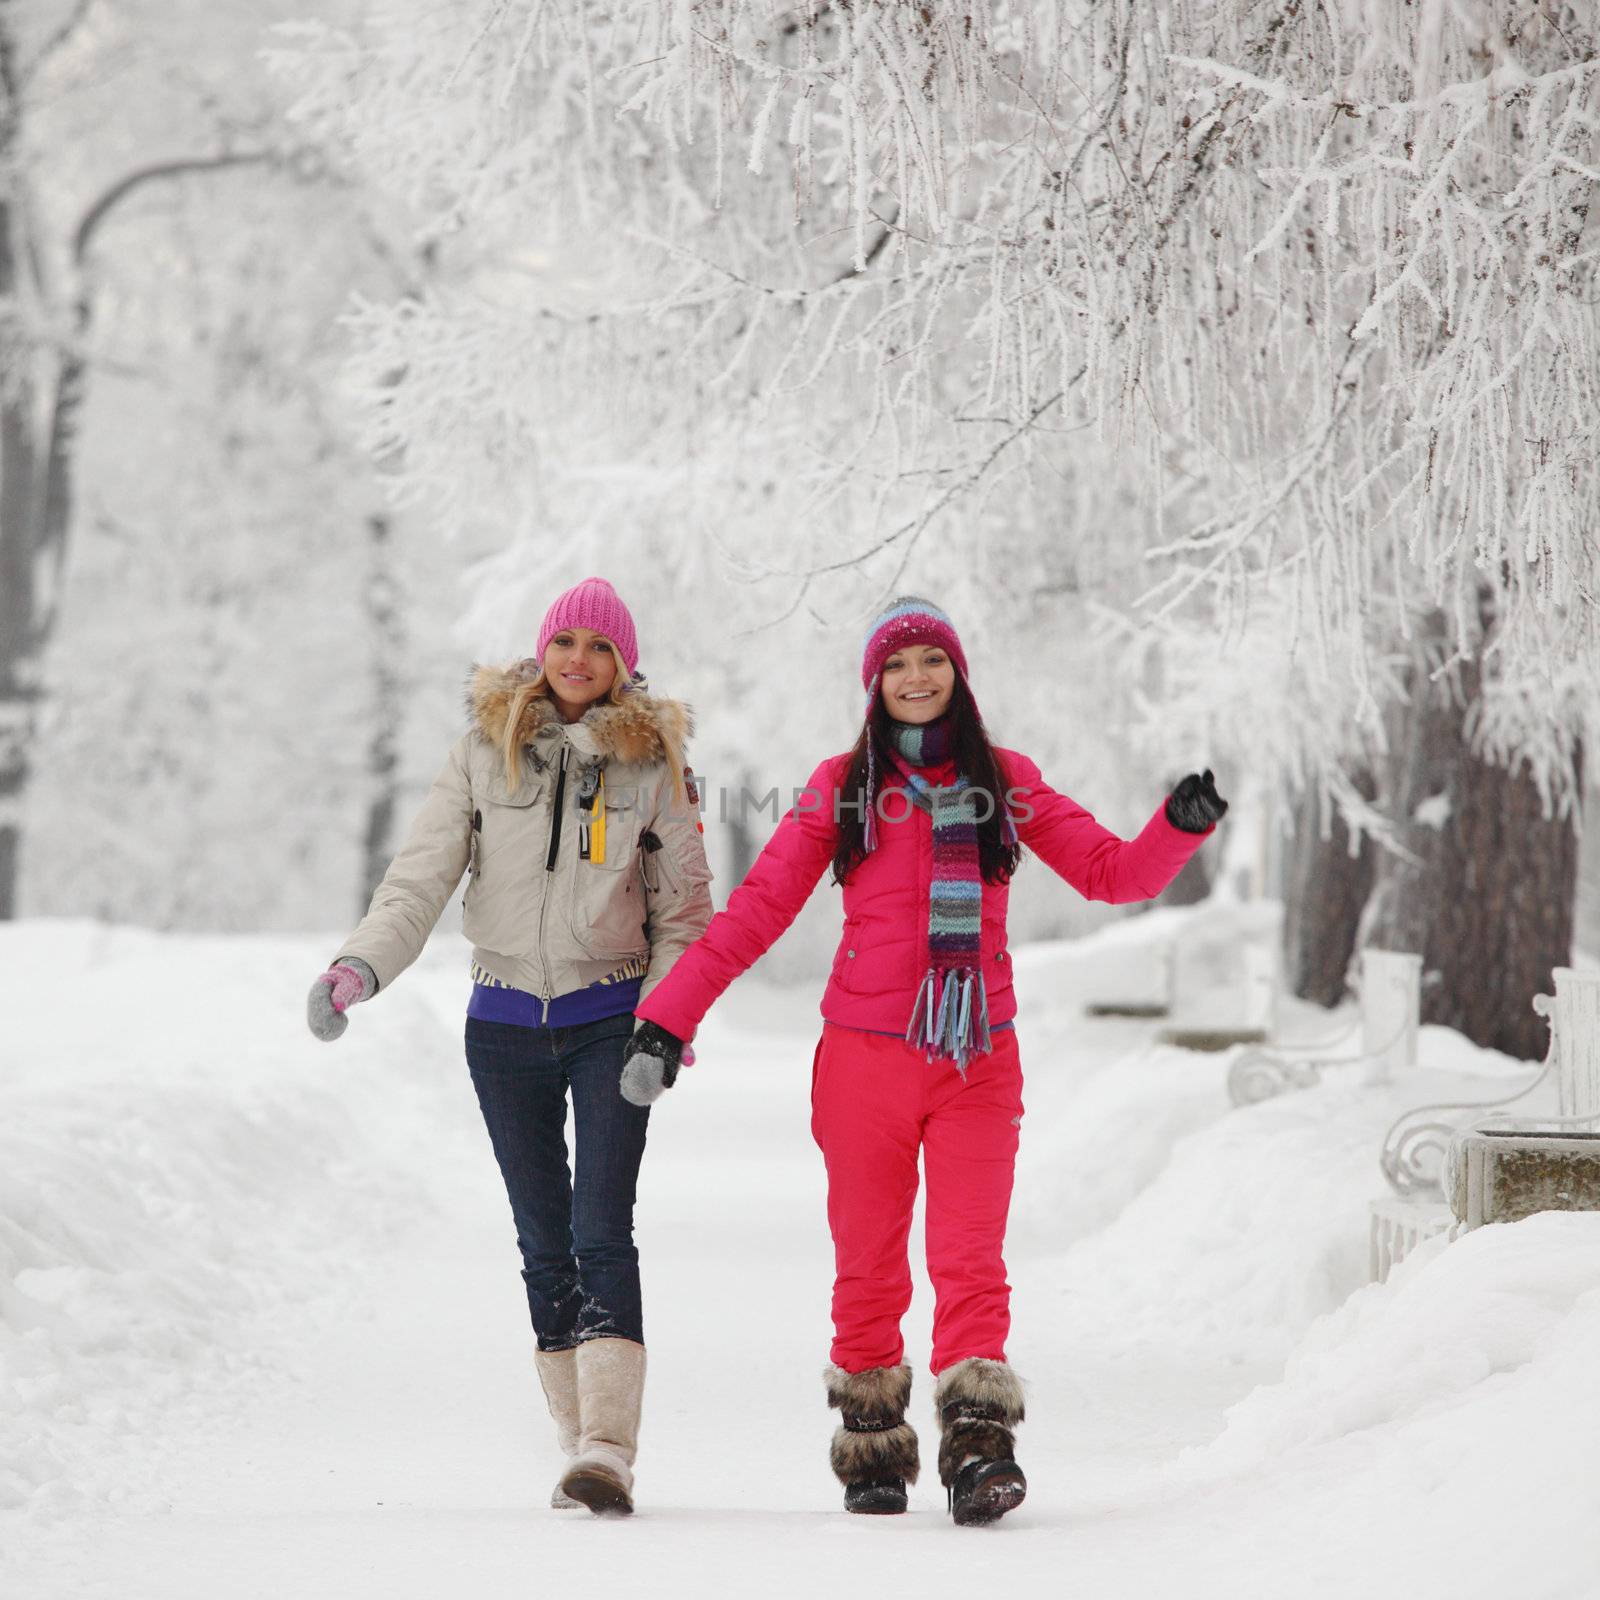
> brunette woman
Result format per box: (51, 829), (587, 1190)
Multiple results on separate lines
(619, 596), (1223, 1525)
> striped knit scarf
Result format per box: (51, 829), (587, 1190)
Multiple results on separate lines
(879, 717), (996, 1072)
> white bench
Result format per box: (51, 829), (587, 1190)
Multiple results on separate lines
(1228, 948), (1419, 1106)
(1372, 967), (1600, 1277)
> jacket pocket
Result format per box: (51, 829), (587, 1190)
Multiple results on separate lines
(462, 791), (542, 954)
(986, 941), (1013, 999)
(637, 826), (670, 896)
(569, 799), (647, 958)
(829, 919), (861, 993)
(471, 790), (541, 865)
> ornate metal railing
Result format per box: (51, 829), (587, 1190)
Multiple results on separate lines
(1378, 969), (1600, 1202)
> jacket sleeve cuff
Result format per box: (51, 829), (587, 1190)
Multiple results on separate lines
(634, 990), (697, 1043)
(333, 952), (383, 995)
(1135, 804), (1214, 888)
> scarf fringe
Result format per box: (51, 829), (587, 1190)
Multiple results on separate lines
(907, 969), (936, 1049)
(905, 965), (992, 1076)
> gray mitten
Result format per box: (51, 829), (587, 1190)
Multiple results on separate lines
(306, 957), (377, 1042)
(619, 1020), (685, 1106)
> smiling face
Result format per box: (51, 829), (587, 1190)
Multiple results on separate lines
(879, 643), (956, 724)
(542, 627), (619, 720)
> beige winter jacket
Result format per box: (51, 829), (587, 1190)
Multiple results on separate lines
(335, 663), (714, 1010)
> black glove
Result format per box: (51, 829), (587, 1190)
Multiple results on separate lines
(1165, 769), (1229, 833)
(620, 1019), (685, 1106)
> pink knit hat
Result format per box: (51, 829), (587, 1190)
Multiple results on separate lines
(536, 577), (640, 678)
(857, 596), (996, 859)
(861, 596), (969, 695)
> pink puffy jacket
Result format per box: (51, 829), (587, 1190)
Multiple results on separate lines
(633, 747), (1212, 1044)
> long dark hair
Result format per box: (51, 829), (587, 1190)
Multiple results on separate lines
(830, 671), (1022, 888)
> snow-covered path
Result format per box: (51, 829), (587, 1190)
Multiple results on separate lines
(6, 920), (1599, 1599)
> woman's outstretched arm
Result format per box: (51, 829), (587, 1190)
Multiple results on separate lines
(334, 735), (474, 988)
(633, 756), (843, 1040)
(1001, 749), (1214, 905)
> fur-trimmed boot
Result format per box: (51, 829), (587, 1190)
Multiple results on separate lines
(933, 1358), (1027, 1526)
(559, 1337), (646, 1516)
(825, 1363), (920, 1514)
(534, 1348), (583, 1509)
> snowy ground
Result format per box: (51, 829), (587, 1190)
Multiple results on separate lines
(5, 914), (1600, 1600)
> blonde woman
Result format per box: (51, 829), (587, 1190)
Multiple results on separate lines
(307, 577), (713, 1516)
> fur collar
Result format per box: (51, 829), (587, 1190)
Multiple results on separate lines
(467, 660), (691, 767)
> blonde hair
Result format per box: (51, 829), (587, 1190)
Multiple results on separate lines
(500, 643), (689, 805)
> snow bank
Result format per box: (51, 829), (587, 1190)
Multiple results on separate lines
(1179, 1211), (1600, 1478)
(1007, 909), (1550, 1363)
(1047, 1077), (1386, 1360)
(1158, 1214), (1600, 1600)
(1000, 918), (1600, 1594)
(0, 920), (464, 1516)
(1009, 1042), (1233, 1251)
(1010, 898), (1282, 1254)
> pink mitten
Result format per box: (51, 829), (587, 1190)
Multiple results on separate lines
(326, 964), (371, 1012)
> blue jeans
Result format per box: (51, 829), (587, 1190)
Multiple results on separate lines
(465, 1011), (649, 1350)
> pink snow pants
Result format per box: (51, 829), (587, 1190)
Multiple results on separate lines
(809, 1021), (1025, 1377)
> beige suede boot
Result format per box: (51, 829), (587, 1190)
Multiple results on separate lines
(559, 1337), (646, 1515)
(534, 1348), (582, 1510)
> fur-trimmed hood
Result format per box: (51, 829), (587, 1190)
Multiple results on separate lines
(334, 660), (714, 1002)
(467, 659), (692, 768)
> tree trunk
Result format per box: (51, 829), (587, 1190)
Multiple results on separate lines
(727, 766), (759, 888)
(0, 66), (40, 919)
(1360, 616), (1579, 1061)
(0, 388), (40, 920)
(0, 20), (83, 920)
(360, 514), (403, 911)
(0, 280), (82, 922)
(1282, 773), (1376, 1006)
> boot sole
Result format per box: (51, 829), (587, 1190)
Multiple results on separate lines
(952, 1468), (1027, 1526)
(845, 1498), (908, 1515)
(560, 1468), (634, 1516)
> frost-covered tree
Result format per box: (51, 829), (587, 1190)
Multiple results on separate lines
(281, 2), (1598, 1049)
(5, 0), (477, 931)
(1, 0), (314, 916)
